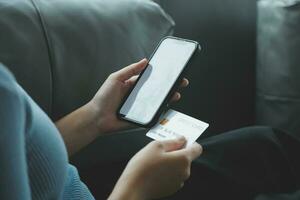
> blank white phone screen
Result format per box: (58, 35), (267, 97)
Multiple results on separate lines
(120, 38), (197, 125)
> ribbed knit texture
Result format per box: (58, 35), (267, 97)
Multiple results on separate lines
(0, 64), (94, 200)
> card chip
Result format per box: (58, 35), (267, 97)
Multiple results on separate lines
(160, 119), (169, 125)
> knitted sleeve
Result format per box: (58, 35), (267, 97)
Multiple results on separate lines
(0, 67), (31, 199)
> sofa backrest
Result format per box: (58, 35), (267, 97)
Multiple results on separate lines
(0, 0), (53, 114)
(0, 0), (174, 120)
(161, 0), (257, 134)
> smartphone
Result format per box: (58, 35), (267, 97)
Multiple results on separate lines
(117, 36), (200, 127)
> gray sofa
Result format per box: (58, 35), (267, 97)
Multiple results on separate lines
(0, 0), (276, 198)
(160, 0), (257, 135)
(0, 0), (258, 135)
(0, 0), (174, 119)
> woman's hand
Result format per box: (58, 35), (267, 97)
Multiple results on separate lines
(56, 59), (189, 155)
(108, 137), (202, 200)
(89, 58), (189, 134)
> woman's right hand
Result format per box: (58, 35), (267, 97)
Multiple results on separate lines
(108, 137), (203, 200)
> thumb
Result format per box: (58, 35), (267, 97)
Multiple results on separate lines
(161, 136), (187, 152)
(114, 58), (148, 81)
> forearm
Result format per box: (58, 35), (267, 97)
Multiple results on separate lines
(55, 59), (150, 156)
(55, 101), (103, 156)
(108, 179), (144, 200)
(108, 189), (141, 200)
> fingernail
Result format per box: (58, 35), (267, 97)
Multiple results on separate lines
(177, 136), (186, 142)
(195, 143), (203, 154)
(185, 79), (189, 86)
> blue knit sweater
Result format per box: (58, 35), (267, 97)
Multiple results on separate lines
(0, 65), (94, 200)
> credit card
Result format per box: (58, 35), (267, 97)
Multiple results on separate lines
(146, 109), (209, 147)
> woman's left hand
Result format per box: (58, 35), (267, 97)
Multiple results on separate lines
(89, 58), (189, 134)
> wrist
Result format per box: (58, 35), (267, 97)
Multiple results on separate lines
(108, 189), (141, 200)
(85, 100), (109, 134)
(55, 101), (105, 155)
(108, 176), (145, 200)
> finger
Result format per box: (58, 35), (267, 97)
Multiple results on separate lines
(170, 92), (181, 103)
(125, 75), (139, 86)
(179, 78), (189, 88)
(171, 142), (203, 161)
(161, 136), (187, 152)
(186, 143), (203, 161)
(114, 58), (148, 81)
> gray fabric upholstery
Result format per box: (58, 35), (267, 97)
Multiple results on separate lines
(0, 0), (53, 114)
(0, 0), (260, 136)
(0, 0), (174, 120)
(35, 0), (174, 120)
(256, 0), (300, 137)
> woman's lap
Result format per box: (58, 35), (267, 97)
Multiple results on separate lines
(170, 126), (300, 199)
(76, 126), (300, 199)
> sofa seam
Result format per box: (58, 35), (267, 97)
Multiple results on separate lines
(256, 91), (300, 102)
(30, 0), (55, 117)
